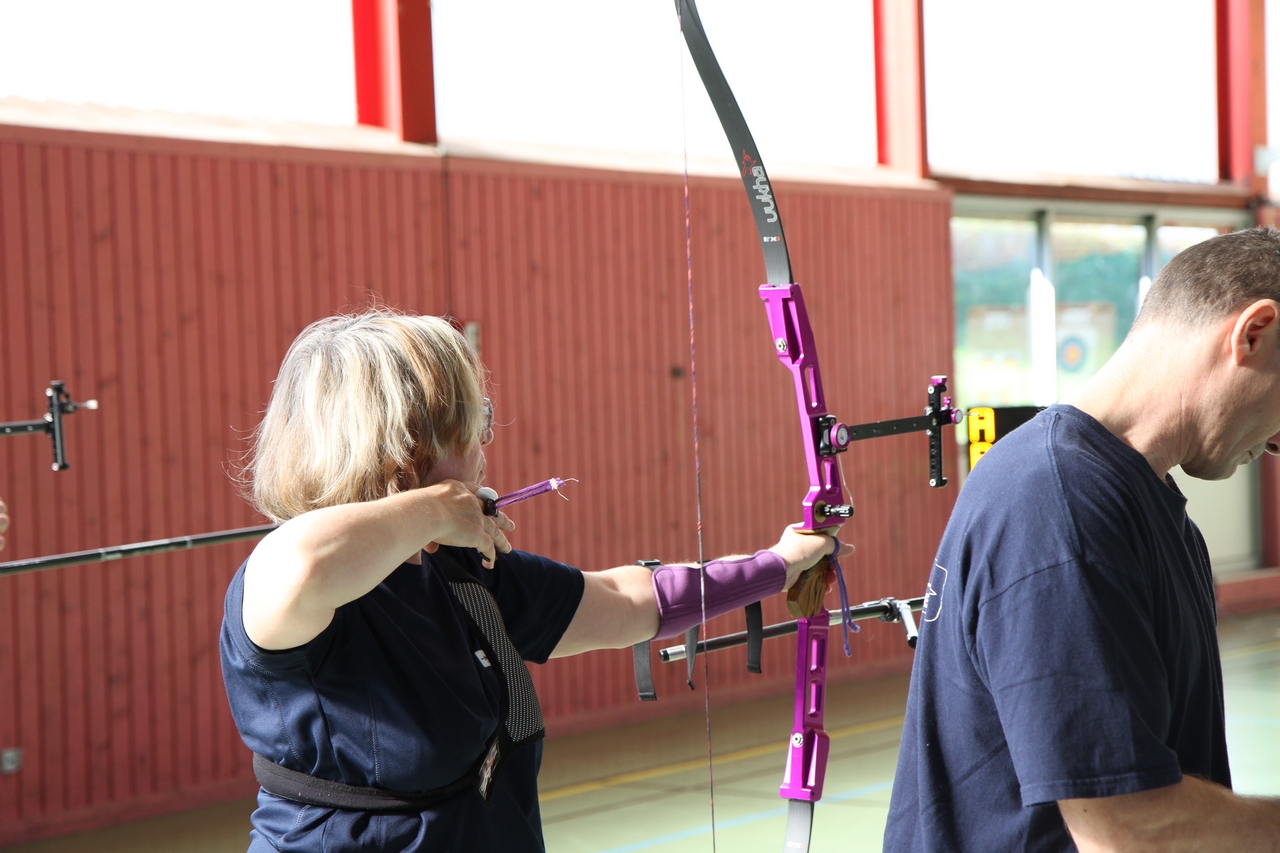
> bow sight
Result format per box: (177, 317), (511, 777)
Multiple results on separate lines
(631, 374), (961, 699)
(1, 381), (98, 472)
(813, 374), (965, 518)
(760, 282), (965, 527)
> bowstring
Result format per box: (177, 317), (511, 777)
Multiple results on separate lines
(678, 9), (717, 848)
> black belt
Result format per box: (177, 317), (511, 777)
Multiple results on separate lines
(252, 745), (490, 813)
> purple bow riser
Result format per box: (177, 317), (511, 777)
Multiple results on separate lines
(759, 283), (851, 531)
(780, 613), (831, 802)
(651, 551), (787, 639)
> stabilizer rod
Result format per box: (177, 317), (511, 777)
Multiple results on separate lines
(0, 480), (569, 578)
(659, 596), (925, 662)
(0, 524), (278, 577)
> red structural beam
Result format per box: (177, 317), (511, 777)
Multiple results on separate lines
(1215, 0), (1280, 566)
(1262, 457), (1280, 568)
(874, 0), (927, 177)
(352, 0), (437, 144)
(397, 1), (437, 145)
(1215, 0), (1265, 185)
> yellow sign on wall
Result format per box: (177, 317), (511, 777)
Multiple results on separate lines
(968, 407), (995, 469)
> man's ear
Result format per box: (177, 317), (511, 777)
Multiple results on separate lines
(1229, 299), (1280, 364)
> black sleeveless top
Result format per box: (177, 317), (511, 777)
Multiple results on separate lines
(220, 546), (583, 852)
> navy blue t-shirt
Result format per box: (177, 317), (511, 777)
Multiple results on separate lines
(884, 405), (1229, 852)
(220, 545), (584, 853)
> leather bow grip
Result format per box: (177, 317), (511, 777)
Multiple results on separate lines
(786, 557), (832, 618)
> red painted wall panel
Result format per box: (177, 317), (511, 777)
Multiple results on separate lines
(0, 123), (953, 844)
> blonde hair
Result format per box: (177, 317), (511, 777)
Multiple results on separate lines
(245, 310), (487, 522)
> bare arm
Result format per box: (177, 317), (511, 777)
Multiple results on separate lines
(1059, 776), (1280, 853)
(549, 526), (844, 658)
(242, 481), (514, 651)
(0, 497), (7, 551)
(549, 564), (660, 657)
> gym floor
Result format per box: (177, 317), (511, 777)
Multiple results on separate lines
(8, 608), (1279, 853)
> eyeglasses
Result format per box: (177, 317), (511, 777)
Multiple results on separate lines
(480, 398), (494, 446)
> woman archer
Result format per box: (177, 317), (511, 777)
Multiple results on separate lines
(220, 309), (842, 852)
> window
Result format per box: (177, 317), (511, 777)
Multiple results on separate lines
(953, 210), (1259, 574)
(953, 218), (1038, 407)
(432, 0), (878, 171)
(951, 216), (1147, 408)
(1050, 222), (1145, 399)
(0, 0), (356, 125)
(1158, 226), (1224, 267)
(924, 0), (1217, 182)
(1154, 225), (1258, 575)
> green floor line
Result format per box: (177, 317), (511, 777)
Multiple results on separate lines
(1220, 638), (1280, 659)
(540, 717), (902, 801)
(590, 780), (895, 853)
(1226, 714), (1280, 727)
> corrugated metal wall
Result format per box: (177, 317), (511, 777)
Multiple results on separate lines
(0, 123), (954, 843)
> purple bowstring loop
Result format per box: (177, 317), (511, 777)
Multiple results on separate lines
(830, 538), (857, 658)
(494, 477), (575, 509)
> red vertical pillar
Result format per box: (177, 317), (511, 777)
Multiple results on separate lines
(352, 0), (400, 131)
(1217, 0), (1278, 565)
(873, 0), (928, 177)
(1216, 0), (1265, 187)
(397, 1), (438, 145)
(1262, 458), (1280, 568)
(352, 0), (437, 144)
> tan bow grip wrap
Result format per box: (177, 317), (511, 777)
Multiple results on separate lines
(786, 557), (832, 618)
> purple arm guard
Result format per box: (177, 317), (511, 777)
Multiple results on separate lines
(652, 551), (787, 639)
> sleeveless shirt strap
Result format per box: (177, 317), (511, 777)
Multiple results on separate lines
(432, 546), (480, 582)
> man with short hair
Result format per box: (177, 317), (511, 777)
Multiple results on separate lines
(884, 227), (1280, 852)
